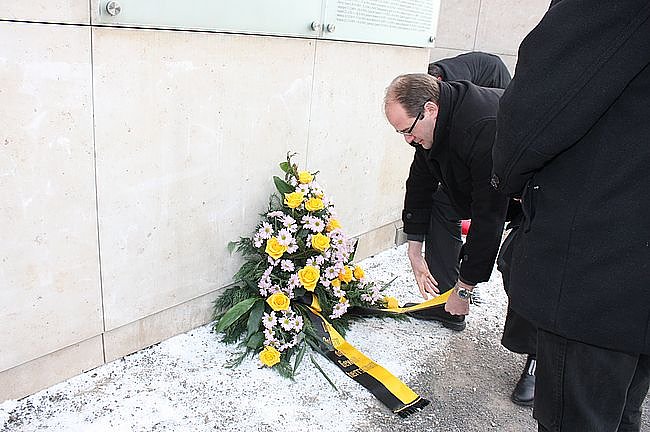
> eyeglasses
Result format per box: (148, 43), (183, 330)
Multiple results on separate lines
(396, 110), (423, 136)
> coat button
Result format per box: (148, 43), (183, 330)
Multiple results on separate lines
(406, 213), (413, 220)
(491, 173), (500, 189)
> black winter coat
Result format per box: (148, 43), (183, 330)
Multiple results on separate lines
(403, 81), (509, 285)
(429, 52), (512, 89)
(492, 0), (650, 354)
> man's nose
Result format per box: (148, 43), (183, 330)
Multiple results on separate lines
(404, 134), (414, 144)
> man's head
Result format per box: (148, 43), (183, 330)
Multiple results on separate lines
(428, 63), (445, 80)
(384, 73), (440, 149)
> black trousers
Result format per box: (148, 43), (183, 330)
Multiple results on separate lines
(536, 328), (650, 432)
(496, 219), (537, 356)
(424, 189), (537, 355)
(424, 188), (462, 294)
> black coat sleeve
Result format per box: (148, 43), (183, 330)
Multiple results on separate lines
(402, 149), (439, 236)
(492, 0), (650, 195)
(460, 121), (509, 284)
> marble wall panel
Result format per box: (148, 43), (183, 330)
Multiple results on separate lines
(0, 336), (103, 401)
(0, 0), (89, 24)
(0, 22), (101, 372)
(475, 0), (549, 55)
(434, 0), (481, 50)
(306, 40), (427, 238)
(92, 28), (315, 330)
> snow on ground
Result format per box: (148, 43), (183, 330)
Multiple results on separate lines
(0, 244), (509, 432)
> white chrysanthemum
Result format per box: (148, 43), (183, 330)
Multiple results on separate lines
(330, 301), (349, 319)
(324, 266), (338, 279)
(262, 312), (277, 329)
(253, 234), (263, 248)
(288, 274), (300, 287)
(258, 222), (273, 239)
(263, 328), (275, 342)
(280, 259), (295, 272)
(279, 315), (293, 331)
(276, 228), (293, 246)
(293, 315), (304, 331)
(286, 242), (299, 254)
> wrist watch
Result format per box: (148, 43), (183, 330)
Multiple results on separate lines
(455, 287), (474, 303)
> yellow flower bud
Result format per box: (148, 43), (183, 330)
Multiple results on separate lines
(339, 297), (347, 303)
(353, 266), (364, 280)
(326, 218), (342, 232)
(265, 237), (287, 260)
(311, 233), (330, 252)
(298, 171), (313, 184)
(331, 278), (341, 288)
(259, 346), (281, 367)
(298, 265), (320, 291)
(305, 197), (324, 212)
(338, 266), (353, 284)
(385, 296), (399, 309)
(284, 191), (304, 209)
(266, 292), (290, 312)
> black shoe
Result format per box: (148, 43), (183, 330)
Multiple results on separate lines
(403, 303), (466, 331)
(511, 355), (536, 407)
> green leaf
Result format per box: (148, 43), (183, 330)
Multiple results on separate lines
(279, 161), (290, 173)
(310, 355), (338, 391)
(215, 297), (258, 333)
(293, 339), (307, 374)
(381, 275), (398, 289)
(246, 331), (265, 349)
(246, 300), (265, 339)
(273, 176), (294, 195)
(227, 241), (238, 254)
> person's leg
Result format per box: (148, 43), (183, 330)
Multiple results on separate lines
(497, 225), (538, 406)
(535, 328), (643, 431)
(617, 354), (650, 432)
(423, 188), (462, 293)
(406, 188), (465, 330)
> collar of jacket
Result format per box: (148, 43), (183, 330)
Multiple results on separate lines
(428, 80), (454, 157)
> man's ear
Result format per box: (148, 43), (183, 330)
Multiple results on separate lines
(423, 101), (438, 119)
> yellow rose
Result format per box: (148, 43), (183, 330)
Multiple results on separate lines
(311, 233), (330, 252)
(331, 278), (341, 288)
(265, 237), (287, 260)
(305, 197), (324, 212)
(266, 292), (290, 312)
(284, 191), (304, 209)
(298, 265), (320, 291)
(326, 218), (342, 232)
(384, 296), (399, 309)
(298, 171), (313, 184)
(338, 266), (353, 283)
(259, 346), (281, 367)
(353, 266), (364, 280)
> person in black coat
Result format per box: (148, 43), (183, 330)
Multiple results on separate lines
(428, 51), (511, 89)
(384, 73), (534, 403)
(492, 0), (650, 429)
(428, 51), (537, 406)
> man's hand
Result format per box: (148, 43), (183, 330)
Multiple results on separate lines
(445, 280), (475, 315)
(407, 241), (439, 299)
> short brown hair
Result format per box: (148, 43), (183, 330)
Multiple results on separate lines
(384, 73), (440, 117)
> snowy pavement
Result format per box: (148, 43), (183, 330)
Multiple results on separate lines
(3, 244), (645, 431)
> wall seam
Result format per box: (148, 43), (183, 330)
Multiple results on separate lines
(88, 22), (108, 365)
(473, 0), (484, 50)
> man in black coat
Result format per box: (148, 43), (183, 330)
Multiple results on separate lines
(428, 51), (537, 407)
(384, 73), (533, 402)
(492, 0), (650, 429)
(428, 51), (511, 89)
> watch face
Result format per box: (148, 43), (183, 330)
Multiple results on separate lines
(457, 288), (470, 299)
